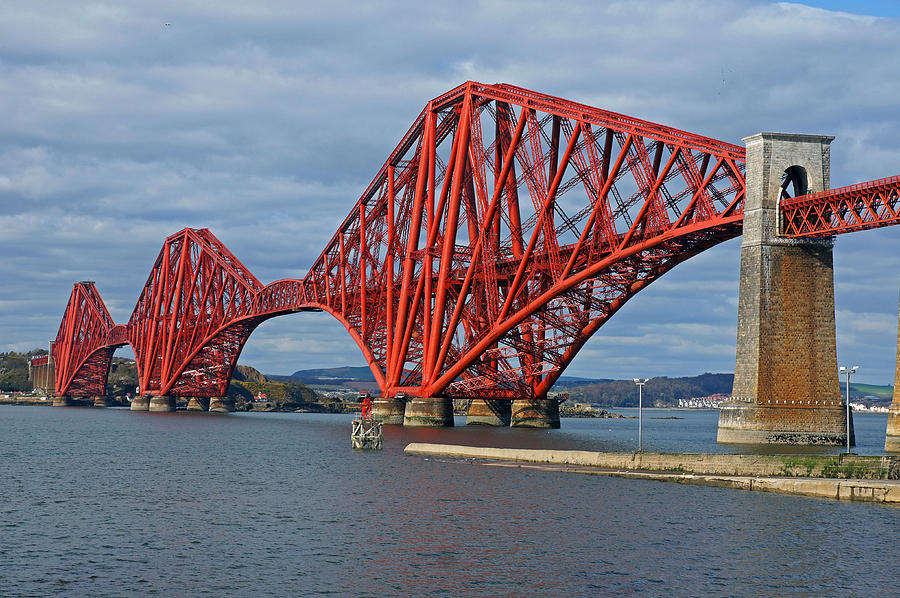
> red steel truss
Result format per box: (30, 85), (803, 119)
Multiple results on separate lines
(49, 81), (898, 402)
(781, 175), (900, 237)
(127, 228), (272, 398)
(298, 82), (746, 399)
(53, 281), (122, 397)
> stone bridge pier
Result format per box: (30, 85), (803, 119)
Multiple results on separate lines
(717, 133), (851, 445)
(885, 300), (900, 452)
(373, 395), (560, 428)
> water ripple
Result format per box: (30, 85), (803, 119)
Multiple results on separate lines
(1, 407), (899, 596)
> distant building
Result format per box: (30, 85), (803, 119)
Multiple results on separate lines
(28, 354), (54, 394)
(849, 402), (889, 413)
(677, 394), (731, 409)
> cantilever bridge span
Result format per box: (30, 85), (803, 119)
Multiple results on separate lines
(47, 82), (900, 430)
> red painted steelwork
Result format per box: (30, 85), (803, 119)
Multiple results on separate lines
(304, 82), (747, 400)
(52, 282), (124, 397)
(781, 175), (900, 237)
(95, 85), (898, 407)
(52, 81), (900, 402)
(53, 82), (751, 399)
(127, 228), (272, 398)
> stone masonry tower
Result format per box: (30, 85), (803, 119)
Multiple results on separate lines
(717, 133), (851, 445)
(885, 296), (900, 452)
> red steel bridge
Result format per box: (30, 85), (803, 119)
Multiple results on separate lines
(49, 82), (900, 403)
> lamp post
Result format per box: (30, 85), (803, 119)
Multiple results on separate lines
(839, 365), (858, 453)
(633, 378), (649, 452)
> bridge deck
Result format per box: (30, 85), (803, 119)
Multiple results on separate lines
(781, 174), (900, 237)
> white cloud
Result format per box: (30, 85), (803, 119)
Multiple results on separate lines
(2, 0), (900, 385)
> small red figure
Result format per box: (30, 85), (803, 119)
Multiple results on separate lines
(361, 396), (373, 420)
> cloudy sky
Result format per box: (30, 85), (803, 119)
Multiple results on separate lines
(2, 0), (899, 385)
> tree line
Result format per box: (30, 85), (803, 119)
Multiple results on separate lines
(558, 373), (734, 407)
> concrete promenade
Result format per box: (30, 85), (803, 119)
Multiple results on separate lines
(405, 443), (900, 505)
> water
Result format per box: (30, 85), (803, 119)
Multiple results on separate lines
(2, 406), (898, 597)
(564, 408), (891, 456)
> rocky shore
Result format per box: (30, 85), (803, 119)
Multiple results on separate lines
(236, 399), (360, 414)
(559, 405), (624, 418)
(0, 395), (54, 406)
(0, 395), (361, 414)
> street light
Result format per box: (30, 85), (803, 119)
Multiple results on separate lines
(633, 378), (649, 452)
(839, 365), (858, 453)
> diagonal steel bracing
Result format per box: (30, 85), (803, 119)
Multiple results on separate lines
(50, 81), (898, 402)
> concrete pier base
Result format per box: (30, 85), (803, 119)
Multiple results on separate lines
(186, 397), (210, 411)
(373, 397), (406, 425)
(403, 397), (454, 427)
(130, 396), (150, 411)
(92, 395), (109, 408)
(717, 401), (852, 445)
(466, 399), (511, 426)
(149, 395), (176, 412)
(52, 396), (72, 407)
(511, 399), (560, 428)
(208, 396), (235, 413)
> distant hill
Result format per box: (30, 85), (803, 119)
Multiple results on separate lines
(264, 365), (897, 406)
(559, 374), (894, 407)
(274, 367), (604, 386)
(0, 350), (45, 391)
(228, 363), (319, 406)
(555, 375), (614, 385)
(851, 383), (894, 401)
(296, 366), (376, 381)
(267, 366), (728, 405)
(269, 366), (377, 384)
(228, 378), (317, 406)
(233, 364), (267, 383)
(558, 372), (735, 407)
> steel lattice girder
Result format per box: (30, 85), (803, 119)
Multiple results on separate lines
(300, 81), (747, 399)
(127, 228), (267, 397)
(50, 81), (900, 403)
(53, 82), (752, 400)
(53, 282), (120, 396)
(780, 175), (900, 237)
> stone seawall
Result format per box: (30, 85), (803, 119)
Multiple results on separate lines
(405, 443), (899, 479)
(405, 444), (900, 504)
